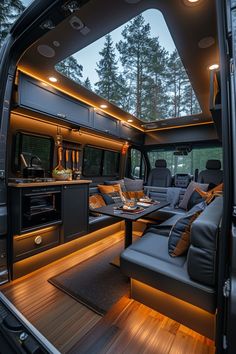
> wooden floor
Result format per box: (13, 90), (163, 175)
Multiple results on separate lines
(1, 231), (215, 354)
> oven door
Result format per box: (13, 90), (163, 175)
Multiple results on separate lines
(22, 190), (61, 231)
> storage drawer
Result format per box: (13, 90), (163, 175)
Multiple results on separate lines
(13, 227), (60, 261)
(93, 111), (119, 136)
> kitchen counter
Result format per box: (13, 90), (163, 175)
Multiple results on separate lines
(8, 180), (92, 188)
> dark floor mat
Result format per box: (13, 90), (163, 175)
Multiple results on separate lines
(48, 240), (130, 315)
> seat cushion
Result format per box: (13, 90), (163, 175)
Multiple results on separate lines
(120, 233), (216, 313)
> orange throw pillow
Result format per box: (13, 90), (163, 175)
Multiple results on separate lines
(195, 183), (223, 204)
(89, 194), (106, 209)
(98, 184), (123, 198)
(122, 190), (145, 200)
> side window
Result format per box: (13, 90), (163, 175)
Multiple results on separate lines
(102, 150), (120, 176)
(83, 147), (103, 176)
(83, 146), (120, 177)
(13, 132), (53, 176)
(130, 148), (142, 179)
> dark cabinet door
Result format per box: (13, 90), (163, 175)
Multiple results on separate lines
(63, 184), (88, 241)
(18, 73), (92, 127)
(93, 110), (119, 136)
(120, 123), (144, 145)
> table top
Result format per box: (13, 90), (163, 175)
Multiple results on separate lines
(95, 201), (169, 221)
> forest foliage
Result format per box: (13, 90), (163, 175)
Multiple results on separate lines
(0, 3), (201, 122)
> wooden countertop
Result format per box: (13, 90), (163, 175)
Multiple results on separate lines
(8, 180), (92, 188)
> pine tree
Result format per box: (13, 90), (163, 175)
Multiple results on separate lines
(117, 14), (152, 119)
(0, 0), (25, 47)
(55, 56), (83, 84)
(142, 37), (169, 121)
(83, 77), (92, 90)
(165, 50), (189, 118)
(95, 34), (125, 105)
(183, 83), (201, 115)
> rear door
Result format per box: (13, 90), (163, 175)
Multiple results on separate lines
(216, 0), (236, 352)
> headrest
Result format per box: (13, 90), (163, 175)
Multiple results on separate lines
(155, 159), (167, 168)
(206, 159), (221, 170)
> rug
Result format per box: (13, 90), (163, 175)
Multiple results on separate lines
(48, 240), (130, 315)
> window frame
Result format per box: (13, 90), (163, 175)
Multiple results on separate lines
(82, 145), (120, 177)
(12, 131), (54, 176)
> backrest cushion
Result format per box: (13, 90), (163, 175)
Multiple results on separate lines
(179, 181), (208, 210)
(168, 202), (206, 257)
(124, 177), (144, 191)
(187, 190), (205, 211)
(89, 194), (106, 209)
(97, 184), (124, 204)
(187, 197), (223, 286)
(104, 179), (126, 191)
(122, 190), (145, 200)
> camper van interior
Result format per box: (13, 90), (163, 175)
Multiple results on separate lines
(0, 0), (234, 353)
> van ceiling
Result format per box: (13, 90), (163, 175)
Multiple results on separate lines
(18, 0), (218, 131)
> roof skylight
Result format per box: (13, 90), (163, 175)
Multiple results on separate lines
(55, 9), (201, 122)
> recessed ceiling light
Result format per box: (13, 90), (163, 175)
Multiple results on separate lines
(183, 0), (202, 6)
(48, 76), (58, 82)
(100, 104), (108, 109)
(127, 119), (133, 123)
(209, 64), (219, 70)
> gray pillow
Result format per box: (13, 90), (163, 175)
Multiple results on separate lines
(179, 181), (208, 210)
(124, 177), (144, 192)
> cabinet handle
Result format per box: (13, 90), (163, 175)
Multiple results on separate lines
(57, 113), (67, 119)
(34, 235), (42, 245)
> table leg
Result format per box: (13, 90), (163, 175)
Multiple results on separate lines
(125, 220), (133, 248)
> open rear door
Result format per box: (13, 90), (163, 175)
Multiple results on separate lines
(215, 0), (236, 352)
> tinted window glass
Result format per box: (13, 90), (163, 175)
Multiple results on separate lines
(83, 146), (120, 177)
(131, 148), (142, 178)
(83, 147), (103, 176)
(147, 147), (223, 175)
(103, 150), (120, 176)
(14, 132), (53, 175)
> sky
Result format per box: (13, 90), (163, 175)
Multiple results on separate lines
(20, 2), (176, 86)
(75, 9), (176, 85)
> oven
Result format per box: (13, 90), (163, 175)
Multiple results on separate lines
(21, 186), (61, 232)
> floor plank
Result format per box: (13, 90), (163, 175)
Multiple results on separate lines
(1, 231), (215, 354)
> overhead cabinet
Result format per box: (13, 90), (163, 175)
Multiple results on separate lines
(93, 110), (119, 137)
(17, 73), (144, 144)
(18, 73), (93, 127)
(120, 122), (144, 145)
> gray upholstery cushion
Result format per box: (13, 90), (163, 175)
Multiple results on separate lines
(206, 159), (221, 170)
(147, 165), (172, 188)
(187, 197), (223, 286)
(179, 181), (208, 210)
(124, 177), (144, 191)
(198, 169), (223, 185)
(155, 159), (167, 168)
(120, 233), (216, 313)
(168, 202), (206, 257)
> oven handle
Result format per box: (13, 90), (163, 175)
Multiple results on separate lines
(23, 191), (61, 197)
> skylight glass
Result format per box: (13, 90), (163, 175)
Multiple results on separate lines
(55, 9), (201, 122)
